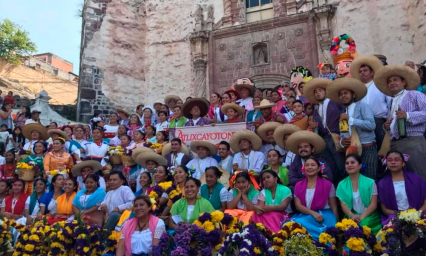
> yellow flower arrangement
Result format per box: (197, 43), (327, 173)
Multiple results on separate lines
(108, 146), (124, 156)
(335, 218), (358, 231)
(362, 226), (372, 237)
(150, 143), (162, 149)
(202, 221), (215, 233)
(346, 237), (365, 252)
(158, 181), (173, 191)
(319, 233), (335, 244)
(211, 211), (224, 223)
(16, 162), (33, 169)
(254, 247), (261, 254)
(290, 228), (307, 236)
(399, 208), (421, 223)
(47, 169), (69, 176)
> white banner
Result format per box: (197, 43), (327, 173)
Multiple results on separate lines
(173, 123), (248, 145)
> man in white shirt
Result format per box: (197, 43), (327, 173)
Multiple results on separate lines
(230, 130), (265, 174)
(234, 78), (254, 111)
(217, 141), (233, 174)
(24, 110), (41, 125)
(164, 138), (191, 168)
(257, 122), (285, 165)
(273, 124), (301, 168)
(350, 55), (391, 150)
(186, 141), (218, 179)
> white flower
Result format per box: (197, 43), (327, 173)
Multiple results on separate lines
(240, 248), (250, 253)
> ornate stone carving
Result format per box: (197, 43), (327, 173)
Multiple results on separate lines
(219, 43), (226, 51)
(295, 52), (306, 59)
(235, 41), (243, 48)
(294, 28), (304, 36)
(287, 41), (295, 49)
(220, 66), (227, 72)
(236, 62), (243, 69)
(280, 55), (288, 62)
(193, 58), (207, 97)
(227, 52), (235, 60)
(253, 42), (269, 65)
(194, 5), (203, 32)
(277, 32), (285, 40)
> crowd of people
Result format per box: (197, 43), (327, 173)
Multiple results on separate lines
(1, 35), (426, 255)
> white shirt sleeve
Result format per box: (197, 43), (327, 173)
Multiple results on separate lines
(25, 196), (31, 210)
(252, 151), (265, 173)
(220, 187), (228, 202)
(117, 186), (136, 211)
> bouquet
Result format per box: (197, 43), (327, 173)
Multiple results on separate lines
(0, 217), (24, 254)
(107, 146), (124, 156)
(272, 222), (311, 254)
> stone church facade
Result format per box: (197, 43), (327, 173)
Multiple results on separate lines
(77, 0), (426, 122)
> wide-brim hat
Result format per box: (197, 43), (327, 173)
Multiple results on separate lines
(303, 78), (332, 104)
(136, 152), (167, 168)
(200, 168), (231, 189)
(182, 98), (209, 119)
(326, 78), (367, 103)
(349, 55), (384, 80)
(286, 131), (326, 155)
(257, 122), (281, 141)
(229, 130), (262, 152)
(254, 99), (276, 110)
(48, 129), (70, 141)
(132, 147), (154, 162)
(164, 95), (181, 106)
(374, 65), (420, 96)
(190, 141), (217, 156)
(221, 103), (245, 117)
(161, 143), (190, 156)
(273, 124), (301, 150)
(116, 108), (130, 117)
(234, 78), (255, 94)
(71, 160), (102, 177)
(23, 123), (49, 141)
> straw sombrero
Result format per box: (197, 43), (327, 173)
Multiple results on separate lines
(182, 98), (209, 119)
(71, 160), (102, 176)
(229, 130), (262, 153)
(200, 168), (231, 189)
(234, 78), (255, 94)
(190, 141), (217, 156)
(116, 108), (130, 117)
(23, 123), (49, 141)
(326, 78), (367, 103)
(136, 152), (167, 168)
(254, 99), (275, 110)
(273, 124), (301, 150)
(303, 78), (332, 104)
(349, 55), (383, 80)
(373, 65), (420, 96)
(48, 129), (70, 141)
(221, 103), (245, 117)
(131, 147), (155, 162)
(161, 143), (190, 156)
(257, 122), (281, 142)
(164, 95), (181, 106)
(286, 131), (326, 155)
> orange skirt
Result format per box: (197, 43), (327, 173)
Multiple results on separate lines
(225, 209), (254, 224)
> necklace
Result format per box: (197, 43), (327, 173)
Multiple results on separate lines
(137, 220), (148, 231)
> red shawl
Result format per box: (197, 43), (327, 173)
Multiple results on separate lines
(4, 193), (28, 215)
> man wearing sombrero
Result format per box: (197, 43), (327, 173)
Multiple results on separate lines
(304, 78), (346, 178)
(22, 123), (49, 155)
(230, 130), (265, 174)
(286, 131), (334, 189)
(183, 98), (211, 127)
(374, 64), (426, 180)
(234, 78), (254, 111)
(186, 141), (218, 179)
(163, 138), (191, 168)
(350, 55), (391, 150)
(273, 124), (301, 167)
(165, 95), (181, 117)
(221, 103), (244, 123)
(326, 78), (377, 179)
(254, 99), (286, 128)
(257, 122), (285, 163)
(116, 108), (130, 126)
(72, 160), (106, 190)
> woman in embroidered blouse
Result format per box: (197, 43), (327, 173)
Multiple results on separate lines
(62, 125), (73, 139)
(207, 93), (222, 123)
(72, 174), (106, 226)
(72, 125), (89, 159)
(47, 178), (77, 224)
(0, 179), (28, 220)
(132, 129), (145, 148)
(110, 125), (128, 146)
(104, 113), (120, 135)
(83, 127), (110, 165)
(23, 178), (46, 224)
(116, 195), (166, 256)
(22, 140), (46, 178)
(336, 154), (382, 235)
(2, 150), (16, 180)
(127, 114), (142, 140)
(378, 150), (426, 225)
(225, 171), (261, 223)
(153, 131), (167, 155)
(161, 165), (189, 217)
(291, 157), (338, 241)
(170, 178), (214, 227)
(265, 149), (289, 186)
(155, 111), (169, 133)
(252, 170), (292, 232)
(135, 172), (153, 196)
(141, 106), (156, 128)
(245, 96), (262, 123)
(43, 138), (74, 175)
(200, 166), (228, 211)
(145, 125), (157, 143)
(38, 174), (64, 216)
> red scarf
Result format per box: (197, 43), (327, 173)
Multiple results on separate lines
(226, 117), (240, 123)
(4, 193), (28, 215)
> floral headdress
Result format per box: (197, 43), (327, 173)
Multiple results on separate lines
(301, 161), (326, 174)
(229, 170), (260, 190)
(381, 153), (410, 165)
(290, 66), (313, 83)
(330, 33), (357, 66)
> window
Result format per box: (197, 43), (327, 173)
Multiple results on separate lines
(246, 0), (274, 23)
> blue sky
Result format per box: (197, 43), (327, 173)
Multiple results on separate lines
(0, 0), (83, 74)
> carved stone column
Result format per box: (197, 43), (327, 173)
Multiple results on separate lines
(190, 31), (209, 98)
(313, 3), (337, 64)
(222, 0), (232, 27)
(286, 0), (297, 15)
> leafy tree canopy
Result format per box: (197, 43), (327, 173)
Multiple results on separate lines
(0, 19), (37, 65)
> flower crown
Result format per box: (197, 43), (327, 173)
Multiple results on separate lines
(229, 170), (260, 190)
(330, 33), (356, 56)
(57, 137), (66, 143)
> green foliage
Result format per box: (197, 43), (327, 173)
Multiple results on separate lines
(0, 18), (37, 65)
(283, 234), (322, 256)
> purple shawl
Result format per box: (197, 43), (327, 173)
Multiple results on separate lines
(294, 176), (332, 211)
(378, 171), (426, 211)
